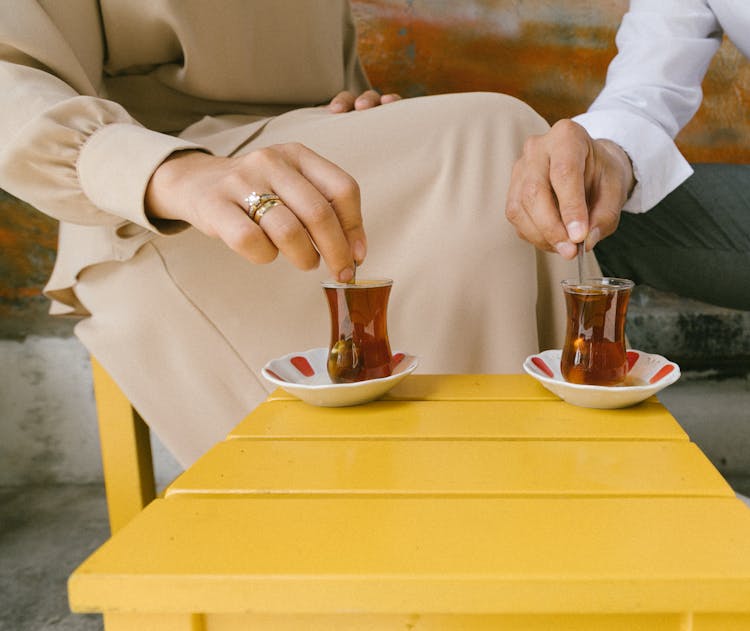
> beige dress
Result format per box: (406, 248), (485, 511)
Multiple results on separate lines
(0, 0), (596, 467)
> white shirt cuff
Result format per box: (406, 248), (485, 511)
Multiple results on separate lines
(573, 109), (694, 212)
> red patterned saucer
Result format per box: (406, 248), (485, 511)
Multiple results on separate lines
(262, 347), (418, 407)
(523, 349), (680, 409)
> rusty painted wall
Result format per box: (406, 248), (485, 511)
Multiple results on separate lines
(3, 0), (748, 332)
(353, 0), (750, 163)
(0, 191), (71, 337)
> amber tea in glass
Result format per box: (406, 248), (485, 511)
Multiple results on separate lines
(322, 279), (393, 383)
(560, 277), (634, 386)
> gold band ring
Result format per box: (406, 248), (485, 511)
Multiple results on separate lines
(244, 192), (282, 221)
(252, 199), (281, 222)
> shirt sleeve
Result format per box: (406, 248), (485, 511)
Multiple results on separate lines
(572, 0), (722, 212)
(0, 1), (206, 233)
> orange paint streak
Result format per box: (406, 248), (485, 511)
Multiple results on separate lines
(353, 1), (750, 163)
(0, 195), (58, 305)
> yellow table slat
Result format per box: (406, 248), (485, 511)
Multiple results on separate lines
(385, 373), (660, 403)
(102, 612), (202, 631)
(69, 496), (750, 615)
(267, 374), (564, 402)
(229, 400), (688, 442)
(165, 439), (732, 499)
(99, 611), (750, 631)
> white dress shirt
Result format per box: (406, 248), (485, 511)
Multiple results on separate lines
(573, 0), (749, 212)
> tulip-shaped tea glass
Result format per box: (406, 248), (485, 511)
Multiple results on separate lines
(560, 277), (634, 386)
(322, 279), (393, 383)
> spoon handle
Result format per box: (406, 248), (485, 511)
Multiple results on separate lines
(577, 242), (584, 284)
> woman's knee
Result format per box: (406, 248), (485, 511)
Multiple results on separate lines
(404, 92), (549, 137)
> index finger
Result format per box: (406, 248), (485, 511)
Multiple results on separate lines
(278, 143), (366, 268)
(547, 131), (590, 243)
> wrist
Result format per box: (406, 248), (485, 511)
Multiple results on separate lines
(145, 150), (212, 222)
(596, 139), (636, 200)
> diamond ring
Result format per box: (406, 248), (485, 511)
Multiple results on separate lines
(244, 192), (282, 222)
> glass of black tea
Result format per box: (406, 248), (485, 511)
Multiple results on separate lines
(322, 279), (393, 383)
(560, 277), (634, 386)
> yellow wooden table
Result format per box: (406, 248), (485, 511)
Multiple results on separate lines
(69, 375), (750, 630)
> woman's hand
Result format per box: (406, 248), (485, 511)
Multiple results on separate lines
(505, 119), (635, 258)
(145, 144), (366, 283)
(327, 89), (401, 113)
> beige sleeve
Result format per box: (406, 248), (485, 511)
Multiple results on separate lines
(0, 1), (205, 233)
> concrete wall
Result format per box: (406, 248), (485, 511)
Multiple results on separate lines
(0, 335), (182, 487)
(1, 1), (749, 487)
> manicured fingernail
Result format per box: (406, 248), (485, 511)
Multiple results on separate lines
(554, 241), (577, 259)
(338, 267), (355, 283)
(587, 227), (601, 249)
(566, 220), (586, 243)
(353, 239), (366, 264)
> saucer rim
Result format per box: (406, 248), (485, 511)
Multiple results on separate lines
(262, 347), (419, 391)
(523, 348), (681, 392)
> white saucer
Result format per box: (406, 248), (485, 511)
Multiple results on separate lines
(262, 347), (419, 407)
(523, 349), (680, 409)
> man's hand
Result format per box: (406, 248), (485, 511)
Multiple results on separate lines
(505, 119), (635, 258)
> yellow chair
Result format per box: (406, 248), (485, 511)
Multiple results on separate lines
(90, 356), (156, 534)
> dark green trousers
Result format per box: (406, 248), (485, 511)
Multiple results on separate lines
(595, 163), (750, 311)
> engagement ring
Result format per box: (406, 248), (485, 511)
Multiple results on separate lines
(244, 192), (282, 222)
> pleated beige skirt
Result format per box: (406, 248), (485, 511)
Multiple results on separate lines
(73, 93), (599, 467)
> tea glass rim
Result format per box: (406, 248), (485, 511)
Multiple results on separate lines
(321, 278), (393, 289)
(561, 277), (634, 294)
